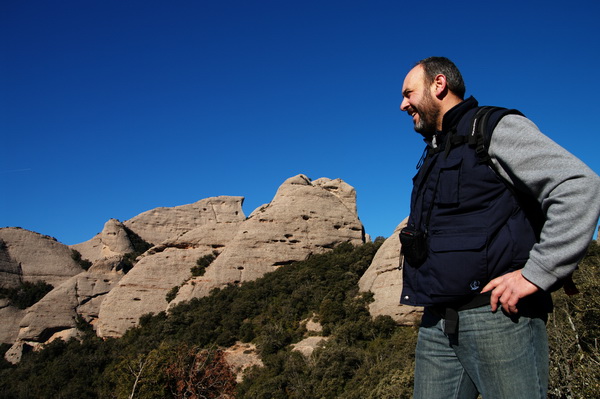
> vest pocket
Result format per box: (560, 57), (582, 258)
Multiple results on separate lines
(436, 158), (462, 206)
(428, 232), (488, 298)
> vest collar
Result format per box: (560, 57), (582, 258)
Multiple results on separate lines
(425, 96), (478, 152)
(439, 96), (479, 134)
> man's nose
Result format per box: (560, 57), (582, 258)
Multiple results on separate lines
(400, 98), (409, 112)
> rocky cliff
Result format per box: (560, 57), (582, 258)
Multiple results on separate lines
(0, 228), (83, 287)
(1, 174), (415, 363)
(0, 239), (22, 289)
(358, 218), (422, 325)
(170, 175), (365, 304)
(96, 196), (247, 338)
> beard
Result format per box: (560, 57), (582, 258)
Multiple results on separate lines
(413, 89), (440, 135)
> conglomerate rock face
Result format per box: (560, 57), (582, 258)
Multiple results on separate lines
(94, 196), (246, 338)
(96, 175), (366, 338)
(0, 239), (22, 289)
(358, 218), (422, 325)
(172, 175), (365, 303)
(0, 299), (24, 345)
(71, 219), (134, 263)
(2, 174), (419, 367)
(124, 196), (246, 246)
(71, 197), (245, 264)
(0, 228), (83, 287)
(0, 228), (86, 362)
(2, 256), (127, 364)
(18, 258), (125, 336)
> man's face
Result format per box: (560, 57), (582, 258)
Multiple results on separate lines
(400, 65), (439, 135)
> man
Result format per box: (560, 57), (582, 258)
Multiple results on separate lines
(398, 57), (600, 399)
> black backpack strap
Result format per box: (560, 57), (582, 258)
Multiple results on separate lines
(470, 106), (524, 163)
(471, 106), (578, 294)
(470, 107), (542, 221)
(443, 106), (522, 159)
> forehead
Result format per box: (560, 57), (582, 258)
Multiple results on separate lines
(402, 65), (425, 91)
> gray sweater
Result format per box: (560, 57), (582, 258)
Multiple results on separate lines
(489, 115), (600, 291)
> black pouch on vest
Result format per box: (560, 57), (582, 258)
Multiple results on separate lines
(399, 227), (428, 267)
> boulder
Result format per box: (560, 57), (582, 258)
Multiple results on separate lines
(291, 336), (329, 357)
(223, 342), (263, 383)
(291, 315), (328, 357)
(358, 218), (422, 325)
(4, 341), (39, 364)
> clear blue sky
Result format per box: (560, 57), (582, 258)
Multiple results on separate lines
(1, 0), (599, 245)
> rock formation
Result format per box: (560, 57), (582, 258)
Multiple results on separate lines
(0, 239), (22, 289)
(97, 176), (365, 338)
(0, 228), (83, 286)
(223, 342), (263, 383)
(95, 196), (246, 338)
(124, 195), (245, 246)
(0, 299), (24, 344)
(291, 316), (328, 358)
(2, 174), (418, 367)
(358, 218), (422, 325)
(71, 219), (134, 263)
(171, 175), (365, 302)
(4, 256), (126, 364)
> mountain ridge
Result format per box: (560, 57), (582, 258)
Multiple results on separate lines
(0, 174), (417, 364)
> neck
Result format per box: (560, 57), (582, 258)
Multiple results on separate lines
(436, 95), (463, 131)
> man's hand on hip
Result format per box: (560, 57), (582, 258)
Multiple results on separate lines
(481, 270), (539, 315)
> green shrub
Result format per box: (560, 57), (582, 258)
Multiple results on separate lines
(547, 240), (600, 398)
(165, 285), (180, 303)
(1, 239), (596, 398)
(0, 281), (54, 309)
(71, 249), (92, 271)
(120, 227), (153, 274)
(124, 226), (153, 255)
(191, 251), (219, 277)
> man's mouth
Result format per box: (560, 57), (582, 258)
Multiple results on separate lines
(410, 110), (419, 123)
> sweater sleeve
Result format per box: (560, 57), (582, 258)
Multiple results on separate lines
(488, 114), (600, 291)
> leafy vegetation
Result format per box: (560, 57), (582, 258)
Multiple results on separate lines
(71, 249), (93, 271)
(0, 239), (598, 398)
(0, 281), (54, 309)
(120, 227), (153, 274)
(165, 285), (180, 303)
(164, 345), (236, 398)
(548, 240), (600, 398)
(191, 251), (219, 277)
(124, 226), (153, 255)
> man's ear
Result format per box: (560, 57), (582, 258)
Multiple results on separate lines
(432, 74), (448, 97)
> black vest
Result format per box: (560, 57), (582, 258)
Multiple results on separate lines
(400, 97), (538, 306)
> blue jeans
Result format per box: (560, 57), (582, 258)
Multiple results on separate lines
(413, 305), (548, 399)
